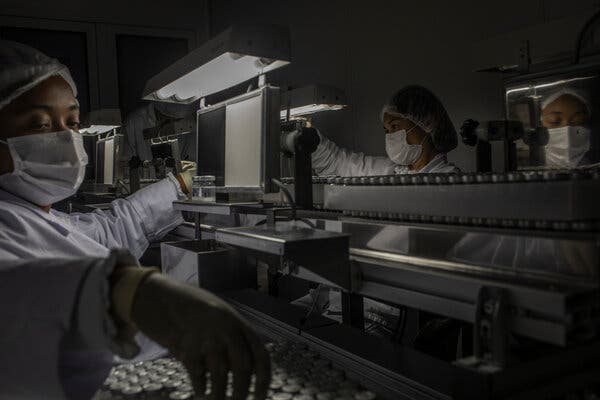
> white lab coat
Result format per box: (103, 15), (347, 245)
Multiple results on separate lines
(312, 132), (459, 176)
(0, 176), (184, 399)
(0, 255), (119, 399)
(0, 174), (184, 262)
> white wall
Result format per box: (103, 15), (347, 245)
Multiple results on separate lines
(210, 0), (600, 172)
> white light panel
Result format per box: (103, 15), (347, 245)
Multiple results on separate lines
(280, 104), (346, 119)
(149, 53), (289, 103)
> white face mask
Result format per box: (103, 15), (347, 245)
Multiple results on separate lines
(0, 130), (88, 206)
(545, 126), (591, 168)
(385, 125), (424, 165)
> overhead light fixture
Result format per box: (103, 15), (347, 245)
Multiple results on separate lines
(143, 24), (291, 104)
(80, 125), (120, 135)
(80, 108), (122, 135)
(143, 117), (195, 141)
(280, 84), (347, 119)
(505, 76), (596, 95)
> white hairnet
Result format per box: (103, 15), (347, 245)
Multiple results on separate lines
(380, 85), (458, 153)
(380, 104), (433, 133)
(541, 88), (592, 115)
(0, 40), (77, 111)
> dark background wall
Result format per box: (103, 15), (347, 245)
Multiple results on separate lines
(0, 0), (208, 118)
(209, 0), (600, 171)
(1, 0), (598, 170)
(0, 0), (209, 30)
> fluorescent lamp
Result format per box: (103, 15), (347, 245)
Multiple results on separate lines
(80, 125), (120, 134)
(505, 76), (596, 95)
(143, 25), (291, 104)
(281, 84), (347, 119)
(280, 104), (345, 119)
(80, 108), (122, 135)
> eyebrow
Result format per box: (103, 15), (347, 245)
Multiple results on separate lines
(18, 104), (80, 114)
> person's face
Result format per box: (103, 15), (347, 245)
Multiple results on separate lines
(0, 76), (80, 175)
(541, 94), (590, 129)
(383, 113), (426, 145)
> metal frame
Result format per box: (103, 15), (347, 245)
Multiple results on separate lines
(215, 225), (353, 290)
(207, 209), (599, 347)
(280, 84), (347, 119)
(95, 131), (124, 185)
(225, 288), (600, 400)
(141, 24), (290, 102)
(161, 199), (600, 398)
(324, 179), (600, 222)
(196, 84), (281, 194)
(352, 252), (586, 346)
(173, 201), (262, 215)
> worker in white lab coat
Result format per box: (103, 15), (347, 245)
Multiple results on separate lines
(0, 40), (270, 400)
(312, 85), (460, 176)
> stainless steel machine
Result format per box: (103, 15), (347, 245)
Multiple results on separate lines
(166, 166), (600, 399)
(148, 22), (599, 400)
(196, 84), (281, 198)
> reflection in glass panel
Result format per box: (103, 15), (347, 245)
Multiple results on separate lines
(343, 220), (599, 281)
(506, 71), (599, 170)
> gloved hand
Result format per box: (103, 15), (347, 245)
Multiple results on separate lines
(181, 160), (197, 173)
(130, 273), (271, 400)
(175, 169), (194, 195)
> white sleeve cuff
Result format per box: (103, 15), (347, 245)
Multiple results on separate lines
(128, 176), (185, 243)
(166, 172), (188, 200)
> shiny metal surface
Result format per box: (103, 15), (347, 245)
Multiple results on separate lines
(172, 200), (261, 215)
(341, 219), (600, 284)
(351, 250), (596, 345)
(216, 225), (353, 289)
(182, 207), (599, 346)
(161, 240), (254, 291)
(324, 175), (600, 224)
(196, 85), (281, 194)
(281, 183), (325, 207)
(216, 225), (349, 256)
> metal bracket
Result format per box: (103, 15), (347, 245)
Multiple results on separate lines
(342, 292), (365, 330)
(265, 207), (293, 227)
(473, 286), (509, 368)
(258, 73), (267, 87)
(194, 213), (204, 240)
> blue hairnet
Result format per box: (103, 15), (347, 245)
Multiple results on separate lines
(380, 85), (458, 153)
(0, 40), (77, 111)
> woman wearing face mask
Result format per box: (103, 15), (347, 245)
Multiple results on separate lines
(0, 41), (270, 400)
(312, 85), (460, 176)
(0, 40), (195, 262)
(541, 88), (592, 168)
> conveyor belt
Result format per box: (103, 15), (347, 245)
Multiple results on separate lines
(95, 342), (379, 400)
(280, 169), (600, 232)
